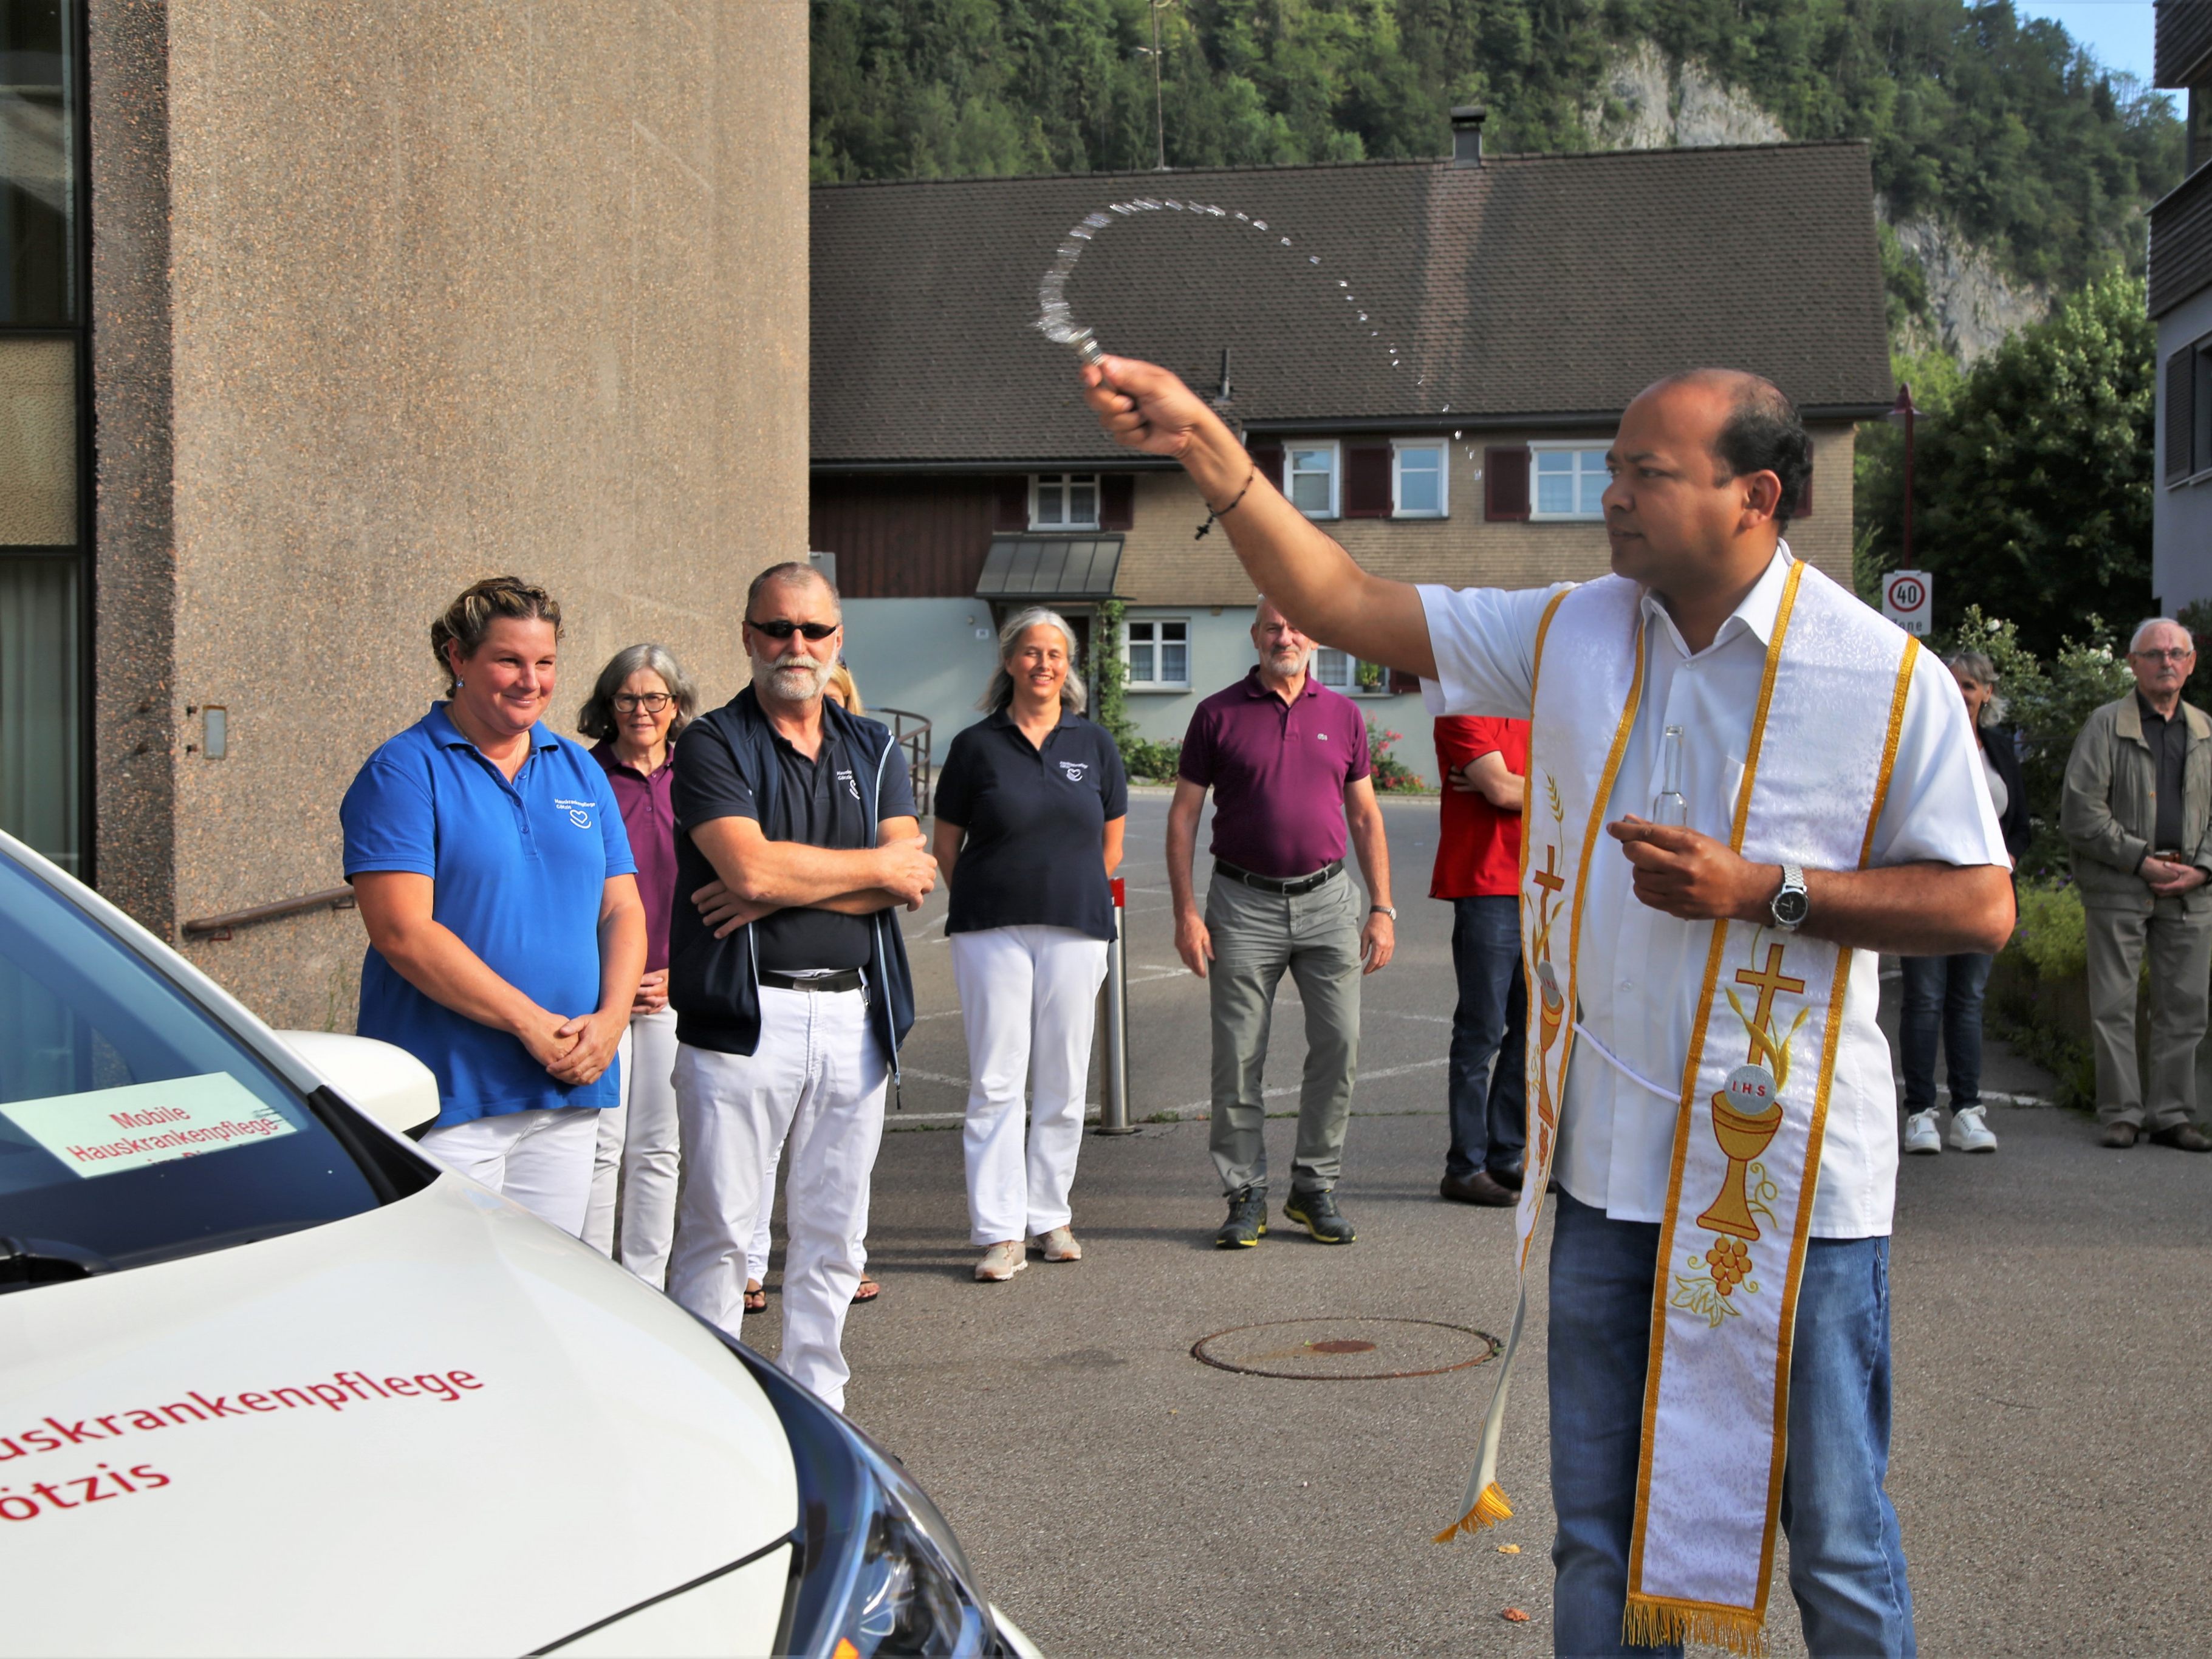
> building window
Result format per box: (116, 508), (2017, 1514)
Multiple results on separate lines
(1031, 473), (1100, 529)
(1529, 445), (1609, 520)
(1125, 618), (1190, 689)
(1286, 442), (1339, 518)
(1312, 648), (1385, 694)
(1392, 440), (1447, 517)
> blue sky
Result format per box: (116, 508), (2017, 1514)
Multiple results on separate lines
(2016, 1), (2154, 83)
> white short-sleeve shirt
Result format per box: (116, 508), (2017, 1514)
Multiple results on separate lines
(1419, 548), (2009, 1238)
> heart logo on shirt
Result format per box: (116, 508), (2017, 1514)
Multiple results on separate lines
(554, 798), (595, 828)
(837, 768), (860, 801)
(1060, 761), (1089, 782)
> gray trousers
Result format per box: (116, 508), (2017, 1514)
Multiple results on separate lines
(2084, 898), (2212, 1129)
(1205, 867), (1363, 1196)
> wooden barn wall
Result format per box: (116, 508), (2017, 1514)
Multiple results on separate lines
(810, 476), (1006, 598)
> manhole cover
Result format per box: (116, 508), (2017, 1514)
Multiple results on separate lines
(1191, 1317), (1500, 1381)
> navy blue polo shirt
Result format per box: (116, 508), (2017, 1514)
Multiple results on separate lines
(340, 704), (636, 1127)
(671, 701), (918, 976)
(934, 710), (1128, 939)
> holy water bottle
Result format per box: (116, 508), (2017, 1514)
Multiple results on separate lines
(1652, 725), (1688, 827)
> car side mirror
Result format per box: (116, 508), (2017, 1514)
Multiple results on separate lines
(275, 1031), (440, 1135)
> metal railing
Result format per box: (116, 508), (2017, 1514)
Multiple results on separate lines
(182, 886), (355, 942)
(877, 706), (935, 817)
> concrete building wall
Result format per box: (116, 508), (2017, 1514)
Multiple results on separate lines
(2156, 287), (2212, 616)
(90, 0), (811, 1029)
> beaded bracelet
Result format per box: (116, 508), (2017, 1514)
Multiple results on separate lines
(1194, 467), (1259, 541)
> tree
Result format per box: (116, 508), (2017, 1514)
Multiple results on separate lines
(1856, 272), (2154, 661)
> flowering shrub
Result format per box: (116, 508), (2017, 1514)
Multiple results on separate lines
(1366, 719), (1426, 792)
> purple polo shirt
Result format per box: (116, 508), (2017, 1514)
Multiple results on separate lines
(1179, 668), (1371, 877)
(592, 742), (677, 973)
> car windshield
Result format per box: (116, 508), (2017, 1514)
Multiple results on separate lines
(0, 854), (383, 1283)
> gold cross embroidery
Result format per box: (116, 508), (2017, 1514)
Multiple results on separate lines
(1533, 843), (1566, 897)
(1733, 945), (1806, 1070)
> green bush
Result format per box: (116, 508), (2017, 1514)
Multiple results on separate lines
(1121, 735), (1183, 784)
(2010, 878), (2086, 982)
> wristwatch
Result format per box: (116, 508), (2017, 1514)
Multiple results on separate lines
(1769, 864), (1809, 932)
(1370, 905), (1397, 920)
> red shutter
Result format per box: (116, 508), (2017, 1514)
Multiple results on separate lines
(995, 477), (1029, 532)
(1388, 668), (1422, 694)
(1248, 440), (1284, 490)
(1485, 446), (1530, 520)
(1344, 442), (1392, 517)
(1792, 461), (1813, 519)
(1100, 474), (1135, 530)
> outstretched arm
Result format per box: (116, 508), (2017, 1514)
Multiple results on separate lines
(1083, 357), (1435, 679)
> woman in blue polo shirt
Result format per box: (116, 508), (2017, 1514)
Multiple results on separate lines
(342, 576), (646, 1237)
(932, 607), (1126, 1283)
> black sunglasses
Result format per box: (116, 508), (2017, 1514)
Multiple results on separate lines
(746, 618), (840, 641)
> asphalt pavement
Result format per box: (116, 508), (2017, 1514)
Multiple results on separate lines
(741, 790), (2212, 1657)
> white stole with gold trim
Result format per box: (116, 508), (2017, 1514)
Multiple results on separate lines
(1439, 559), (1919, 1656)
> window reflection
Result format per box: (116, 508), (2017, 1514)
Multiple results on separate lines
(0, 0), (77, 326)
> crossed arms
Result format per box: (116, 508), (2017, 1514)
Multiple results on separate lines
(687, 813), (937, 937)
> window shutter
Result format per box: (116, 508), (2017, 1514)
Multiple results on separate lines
(1100, 474), (1135, 530)
(2168, 348), (2196, 482)
(995, 477), (1030, 531)
(1388, 668), (1422, 695)
(1485, 446), (1530, 520)
(1344, 442), (1392, 517)
(1248, 440), (1284, 491)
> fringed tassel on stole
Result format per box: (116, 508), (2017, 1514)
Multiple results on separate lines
(1435, 1287), (1527, 1544)
(1621, 1598), (1767, 1657)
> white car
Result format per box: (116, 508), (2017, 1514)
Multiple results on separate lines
(0, 830), (1040, 1659)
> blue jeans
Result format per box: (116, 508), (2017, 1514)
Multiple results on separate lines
(1898, 953), (1993, 1113)
(1548, 1192), (1915, 1657)
(1446, 895), (1529, 1178)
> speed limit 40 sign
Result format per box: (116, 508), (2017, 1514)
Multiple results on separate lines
(1882, 570), (1933, 637)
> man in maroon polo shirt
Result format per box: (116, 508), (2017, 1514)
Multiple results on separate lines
(1168, 597), (1396, 1248)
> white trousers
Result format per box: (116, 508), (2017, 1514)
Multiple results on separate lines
(747, 1145), (781, 1286)
(667, 987), (887, 1412)
(950, 925), (1108, 1247)
(584, 1007), (683, 1287)
(420, 1107), (599, 1237)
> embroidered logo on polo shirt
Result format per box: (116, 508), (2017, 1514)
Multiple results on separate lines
(1317, 733), (1329, 741)
(553, 798), (596, 828)
(1059, 761), (1089, 782)
(836, 769), (860, 801)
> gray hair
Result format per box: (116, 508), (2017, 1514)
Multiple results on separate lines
(979, 606), (1088, 715)
(2130, 616), (2191, 654)
(577, 643), (700, 742)
(1943, 649), (2007, 728)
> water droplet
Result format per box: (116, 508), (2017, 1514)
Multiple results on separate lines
(1453, 429), (1463, 439)
(1234, 211), (1249, 221)
(1442, 405), (1451, 412)
(1163, 199), (1183, 210)
(1357, 313), (1367, 322)
(1253, 220), (1267, 230)
(1337, 279), (1348, 287)
(1308, 256), (1320, 264)
(1279, 237), (1291, 246)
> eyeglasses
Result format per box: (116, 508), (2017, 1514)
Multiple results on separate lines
(2133, 648), (2194, 663)
(747, 618), (839, 641)
(611, 692), (673, 714)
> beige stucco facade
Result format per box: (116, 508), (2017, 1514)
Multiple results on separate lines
(1116, 424), (1858, 604)
(88, 0), (810, 1028)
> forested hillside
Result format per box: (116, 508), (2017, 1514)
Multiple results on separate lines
(811, 0), (2182, 303)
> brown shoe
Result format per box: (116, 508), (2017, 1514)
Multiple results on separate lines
(2149, 1123), (2212, 1152)
(2101, 1122), (2138, 1149)
(1441, 1171), (1518, 1207)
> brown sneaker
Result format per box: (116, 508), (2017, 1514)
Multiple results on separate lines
(1440, 1171), (1517, 1207)
(2149, 1123), (2212, 1152)
(2101, 1122), (2139, 1149)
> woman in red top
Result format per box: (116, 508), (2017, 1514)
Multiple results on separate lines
(1431, 716), (1531, 1206)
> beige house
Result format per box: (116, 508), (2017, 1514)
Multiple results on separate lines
(1, 2), (812, 1028)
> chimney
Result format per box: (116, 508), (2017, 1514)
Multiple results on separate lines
(1451, 106), (1487, 168)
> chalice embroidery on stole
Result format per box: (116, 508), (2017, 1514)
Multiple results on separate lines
(1526, 777), (1569, 1171)
(1673, 938), (1810, 1327)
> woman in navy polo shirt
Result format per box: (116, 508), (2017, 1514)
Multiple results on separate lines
(932, 607), (1127, 1283)
(342, 577), (646, 1237)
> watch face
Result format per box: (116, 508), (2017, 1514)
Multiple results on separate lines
(1773, 888), (1810, 926)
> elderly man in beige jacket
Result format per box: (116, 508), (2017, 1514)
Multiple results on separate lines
(2061, 617), (2212, 1150)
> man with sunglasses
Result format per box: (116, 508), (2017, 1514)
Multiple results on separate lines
(2063, 617), (2212, 1152)
(663, 562), (938, 1411)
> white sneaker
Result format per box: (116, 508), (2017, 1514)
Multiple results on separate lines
(1902, 1109), (1942, 1155)
(1034, 1225), (1082, 1262)
(1947, 1104), (1998, 1153)
(974, 1241), (1027, 1282)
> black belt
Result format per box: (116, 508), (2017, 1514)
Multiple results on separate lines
(758, 968), (866, 994)
(1214, 857), (1343, 896)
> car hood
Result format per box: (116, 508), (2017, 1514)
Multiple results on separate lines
(0, 1174), (798, 1657)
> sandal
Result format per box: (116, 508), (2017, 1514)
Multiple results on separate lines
(851, 1276), (880, 1305)
(743, 1281), (767, 1315)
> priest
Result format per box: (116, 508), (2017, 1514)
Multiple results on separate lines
(1082, 358), (2012, 1657)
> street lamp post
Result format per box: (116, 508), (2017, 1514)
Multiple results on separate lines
(1888, 383), (1918, 566)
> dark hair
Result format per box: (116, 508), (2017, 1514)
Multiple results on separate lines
(745, 559), (840, 620)
(577, 643), (700, 742)
(1667, 371), (1813, 526)
(430, 576), (561, 689)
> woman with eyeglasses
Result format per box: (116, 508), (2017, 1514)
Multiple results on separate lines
(577, 645), (699, 1285)
(1900, 649), (2030, 1158)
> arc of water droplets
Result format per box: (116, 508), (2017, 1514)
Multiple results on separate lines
(1033, 194), (1457, 419)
